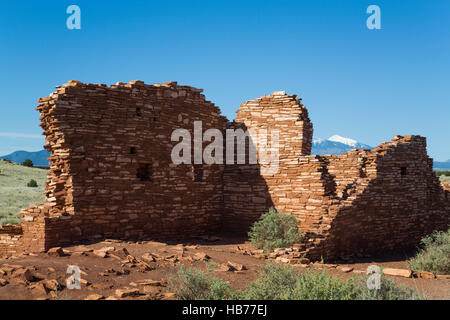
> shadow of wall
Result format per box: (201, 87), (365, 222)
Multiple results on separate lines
(306, 136), (450, 260)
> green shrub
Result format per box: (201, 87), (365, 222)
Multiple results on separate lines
(409, 229), (450, 275)
(239, 263), (424, 300)
(27, 179), (38, 188)
(22, 159), (34, 167)
(355, 276), (425, 300)
(167, 262), (424, 300)
(0, 217), (20, 225)
(445, 171), (450, 177)
(248, 207), (302, 252)
(286, 269), (360, 300)
(167, 264), (232, 300)
(239, 262), (300, 299)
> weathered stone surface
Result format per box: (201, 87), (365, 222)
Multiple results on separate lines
(193, 252), (210, 261)
(47, 247), (65, 257)
(0, 81), (447, 261)
(136, 279), (165, 286)
(12, 268), (35, 282)
(420, 271), (435, 279)
(85, 294), (104, 300)
(42, 279), (61, 291)
(227, 261), (246, 271)
(382, 268), (412, 278)
(338, 266), (354, 273)
(29, 282), (48, 295)
(115, 288), (140, 298)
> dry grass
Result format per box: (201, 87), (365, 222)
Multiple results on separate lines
(0, 160), (46, 225)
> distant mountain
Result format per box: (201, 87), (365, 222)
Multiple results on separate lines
(312, 135), (372, 155)
(434, 160), (450, 170)
(0, 150), (50, 166)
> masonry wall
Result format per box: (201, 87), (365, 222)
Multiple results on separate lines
(19, 80), (228, 250)
(1, 83), (448, 260)
(224, 92), (450, 259)
(223, 91), (314, 232)
(306, 136), (450, 259)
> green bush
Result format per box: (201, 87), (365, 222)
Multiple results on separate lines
(239, 262), (300, 299)
(27, 179), (38, 188)
(436, 170), (450, 177)
(286, 269), (360, 300)
(248, 207), (302, 252)
(355, 276), (425, 300)
(409, 229), (450, 275)
(168, 262), (424, 300)
(22, 159), (34, 167)
(167, 264), (232, 300)
(240, 263), (424, 300)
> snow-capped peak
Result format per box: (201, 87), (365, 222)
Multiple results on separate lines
(328, 135), (358, 147)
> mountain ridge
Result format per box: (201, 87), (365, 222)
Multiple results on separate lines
(0, 150), (50, 166)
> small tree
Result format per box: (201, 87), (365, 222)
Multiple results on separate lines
(22, 159), (34, 167)
(248, 207), (303, 252)
(27, 179), (38, 188)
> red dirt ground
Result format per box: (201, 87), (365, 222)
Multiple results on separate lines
(0, 235), (448, 300)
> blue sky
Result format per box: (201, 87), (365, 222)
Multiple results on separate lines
(0, 0), (449, 160)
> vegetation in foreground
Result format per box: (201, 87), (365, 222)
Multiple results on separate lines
(248, 207), (303, 252)
(0, 160), (46, 225)
(409, 228), (450, 275)
(168, 262), (425, 300)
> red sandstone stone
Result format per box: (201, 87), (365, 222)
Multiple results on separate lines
(0, 81), (447, 262)
(420, 271), (435, 279)
(382, 268), (412, 278)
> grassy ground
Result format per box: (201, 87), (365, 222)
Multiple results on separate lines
(0, 160), (46, 225)
(440, 176), (450, 183)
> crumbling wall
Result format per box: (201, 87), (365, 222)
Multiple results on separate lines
(224, 91), (450, 259)
(2, 83), (448, 260)
(18, 80), (228, 252)
(306, 136), (450, 259)
(0, 225), (22, 256)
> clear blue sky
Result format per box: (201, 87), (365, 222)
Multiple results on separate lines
(0, 0), (449, 160)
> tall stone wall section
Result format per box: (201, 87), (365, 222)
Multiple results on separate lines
(16, 80), (228, 251)
(223, 91), (314, 232)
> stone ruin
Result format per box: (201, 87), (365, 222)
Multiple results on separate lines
(0, 80), (449, 260)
